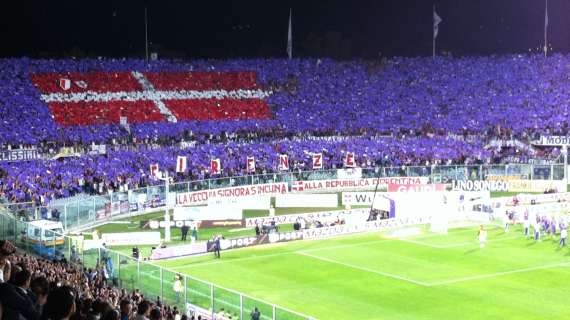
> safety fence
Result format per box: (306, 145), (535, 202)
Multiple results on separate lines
(3, 163), (565, 231)
(0, 210), (314, 320)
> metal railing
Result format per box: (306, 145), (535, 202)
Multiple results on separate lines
(0, 211), (314, 320)
(3, 163), (565, 231)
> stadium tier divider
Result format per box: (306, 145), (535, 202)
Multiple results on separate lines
(0, 210), (315, 320)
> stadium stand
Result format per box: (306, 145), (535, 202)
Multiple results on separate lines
(0, 55), (566, 205)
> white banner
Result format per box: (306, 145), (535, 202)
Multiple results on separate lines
(279, 154), (289, 171)
(312, 153), (323, 169)
(538, 136), (570, 146)
(177, 183), (288, 206)
(516, 192), (570, 204)
(452, 180), (509, 192)
(151, 242), (208, 260)
(291, 177), (428, 193)
(302, 216), (431, 240)
(344, 152), (356, 168)
(101, 232), (161, 246)
(453, 179), (565, 193)
(176, 156), (187, 173)
(210, 159), (221, 174)
(507, 180), (565, 193)
(245, 209), (369, 228)
(275, 194), (338, 208)
(149, 164), (159, 177)
(342, 192), (375, 205)
(337, 168), (362, 180)
(173, 206), (208, 221)
(208, 196), (270, 210)
(173, 205), (242, 220)
(246, 156), (256, 173)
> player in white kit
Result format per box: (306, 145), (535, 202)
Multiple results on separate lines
(478, 225), (487, 248)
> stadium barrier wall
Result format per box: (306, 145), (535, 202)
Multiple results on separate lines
(3, 163), (565, 231)
(0, 210), (315, 320)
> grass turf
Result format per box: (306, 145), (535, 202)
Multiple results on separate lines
(145, 224), (570, 320)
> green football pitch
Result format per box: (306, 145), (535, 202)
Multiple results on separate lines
(148, 224), (570, 320)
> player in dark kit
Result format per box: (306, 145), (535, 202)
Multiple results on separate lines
(214, 235), (221, 258)
(181, 225), (189, 241)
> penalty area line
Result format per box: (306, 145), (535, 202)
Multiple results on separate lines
(428, 261), (570, 286)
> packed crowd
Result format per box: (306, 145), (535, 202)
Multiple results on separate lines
(0, 135), (493, 204)
(3, 55), (570, 146)
(0, 240), (206, 320)
(1, 54), (569, 205)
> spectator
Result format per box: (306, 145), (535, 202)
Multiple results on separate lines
(30, 276), (49, 314)
(173, 275), (183, 304)
(119, 299), (132, 320)
(102, 310), (120, 320)
(250, 307), (260, 320)
(149, 308), (162, 320)
(135, 300), (151, 320)
(0, 240), (15, 283)
(0, 267), (40, 320)
(42, 285), (76, 320)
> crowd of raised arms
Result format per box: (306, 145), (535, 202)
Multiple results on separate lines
(0, 239), (220, 320)
(0, 55), (569, 205)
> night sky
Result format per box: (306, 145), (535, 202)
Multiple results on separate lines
(1, 0), (568, 59)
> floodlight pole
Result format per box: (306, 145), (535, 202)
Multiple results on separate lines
(563, 146), (568, 185)
(544, 0), (548, 58)
(144, 6), (149, 61)
(157, 171), (171, 242)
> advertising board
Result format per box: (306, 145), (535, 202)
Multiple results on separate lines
(101, 232), (161, 246)
(177, 183), (287, 206)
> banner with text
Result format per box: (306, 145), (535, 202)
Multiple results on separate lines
(176, 183), (288, 206)
(0, 149), (42, 162)
(537, 136), (570, 146)
(452, 179), (565, 193)
(291, 177), (428, 193)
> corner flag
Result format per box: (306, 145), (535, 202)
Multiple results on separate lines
(433, 6), (442, 40)
(433, 5), (442, 58)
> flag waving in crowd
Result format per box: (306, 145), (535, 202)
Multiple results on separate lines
(247, 156), (256, 173)
(344, 152), (355, 168)
(279, 154), (289, 171)
(176, 156), (187, 173)
(210, 158), (221, 175)
(149, 163), (159, 177)
(312, 153), (323, 169)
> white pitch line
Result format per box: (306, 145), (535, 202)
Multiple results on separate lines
(428, 261), (570, 286)
(296, 251), (430, 286)
(165, 227), (501, 270)
(399, 234), (522, 249)
(166, 238), (393, 270)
